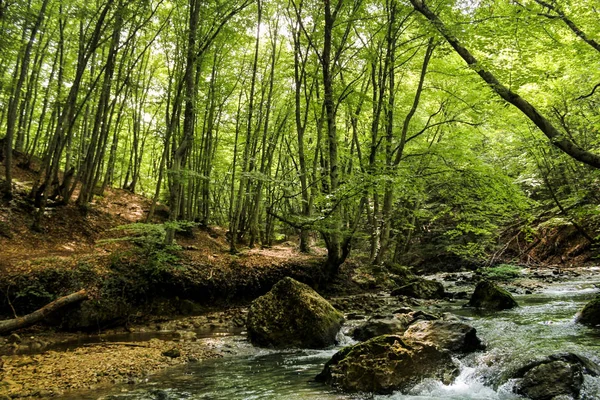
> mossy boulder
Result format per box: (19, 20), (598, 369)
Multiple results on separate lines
(403, 319), (485, 353)
(391, 278), (445, 299)
(517, 361), (582, 400)
(576, 295), (600, 327)
(465, 280), (518, 310)
(511, 353), (600, 400)
(246, 277), (343, 348)
(316, 335), (459, 394)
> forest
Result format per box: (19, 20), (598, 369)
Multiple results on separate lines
(1, 0), (600, 399)
(1, 0), (599, 270)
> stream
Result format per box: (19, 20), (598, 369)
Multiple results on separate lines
(63, 271), (600, 400)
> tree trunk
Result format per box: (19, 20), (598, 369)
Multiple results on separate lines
(3, 0), (49, 198)
(322, 0), (343, 276)
(292, 18), (311, 253)
(0, 290), (88, 335)
(376, 38), (434, 264)
(230, 0), (262, 253)
(165, 0), (201, 245)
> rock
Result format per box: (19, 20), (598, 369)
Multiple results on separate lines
(330, 294), (386, 314)
(393, 307), (413, 314)
(409, 310), (439, 323)
(315, 335), (459, 394)
(246, 277), (344, 348)
(151, 389), (171, 400)
(351, 314), (412, 341)
(346, 313), (364, 320)
(451, 291), (469, 300)
(403, 320), (485, 353)
(517, 361), (582, 400)
(512, 353), (599, 400)
(7, 334), (21, 344)
(391, 278), (445, 299)
(465, 280), (518, 310)
(161, 348), (181, 358)
(173, 331), (197, 341)
(576, 295), (600, 327)
(0, 355), (3, 381)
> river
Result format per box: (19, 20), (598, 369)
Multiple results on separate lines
(64, 270), (600, 400)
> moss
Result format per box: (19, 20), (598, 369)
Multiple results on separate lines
(247, 277), (344, 348)
(577, 295), (600, 327)
(478, 264), (522, 281)
(316, 334), (459, 394)
(466, 280), (518, 310)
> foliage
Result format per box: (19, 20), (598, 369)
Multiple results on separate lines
(1, 0), (599, 273)
(103, 221), (195, 275)
(478, 264), (523, 281)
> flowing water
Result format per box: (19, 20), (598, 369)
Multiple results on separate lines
(66, 271), (600, 400)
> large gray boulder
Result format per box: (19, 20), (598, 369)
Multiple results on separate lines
(511, 353), (599, 400)
(246, 277), (343, 349)
(391, 278), (445, 299)
(466, 280), (518, 310)
(315, 335), (459, 394)
(403, 319), (485, 353)
(576, 295), (600, 327)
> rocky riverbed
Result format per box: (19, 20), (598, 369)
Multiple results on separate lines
(0, 308), (249, 399)
(0, 338), (220, 399)
(0, 265), (598, 399)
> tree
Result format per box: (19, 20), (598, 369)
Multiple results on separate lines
(409, 0), (600, 169)
(3, 0), (49, 198)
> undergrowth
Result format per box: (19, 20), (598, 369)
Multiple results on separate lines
(478, 264), (522, 281)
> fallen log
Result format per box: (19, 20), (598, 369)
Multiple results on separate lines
(0, 289), (88, 335)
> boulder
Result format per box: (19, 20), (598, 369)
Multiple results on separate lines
(391, 278), (445, 299)
(517, 361), (582, 400)
(316, 335), (459, 394)
(465, 280), (518, 310)
(402, 319), (485, 353)
(246, 277), (344, 348)
(512, 353), (599, 400)
(576, 295), (600, 327)
(351, 314), (412, 341)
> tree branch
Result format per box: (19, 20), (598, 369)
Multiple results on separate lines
(409, 0), (600, 169)
(576, 82), (600, 100)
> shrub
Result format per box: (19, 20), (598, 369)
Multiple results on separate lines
(478, 264), (522, 281)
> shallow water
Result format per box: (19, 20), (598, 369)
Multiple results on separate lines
(66, 275), (600, 400)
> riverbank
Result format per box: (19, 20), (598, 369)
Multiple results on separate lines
(1, 337), (220, 399)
